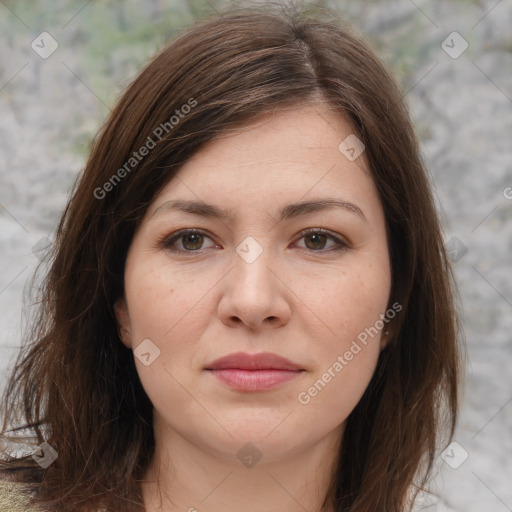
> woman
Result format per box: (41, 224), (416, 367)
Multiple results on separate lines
(0, 2), (463, 511)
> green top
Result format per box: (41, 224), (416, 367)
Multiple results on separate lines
(0, 479), (35, 512)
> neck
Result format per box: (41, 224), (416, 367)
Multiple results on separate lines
(140, 419), (343, 512)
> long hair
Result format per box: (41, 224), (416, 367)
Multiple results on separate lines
(0, 2), (463, 511)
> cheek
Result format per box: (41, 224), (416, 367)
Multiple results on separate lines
(124, 256), (210, 343)
(296, 258), (390, 344)
(297, 346), (380, 436)
(295, 318), (382, 431)
(294, 262), (389, 417)
(122, 257), (206, 413)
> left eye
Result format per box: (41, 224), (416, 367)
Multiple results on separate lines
(294, 229), (348, 252)
(161, 228), (347, 253)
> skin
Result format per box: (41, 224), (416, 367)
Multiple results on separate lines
(114, 102), (392, 512)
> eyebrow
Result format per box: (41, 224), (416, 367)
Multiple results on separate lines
(150, 198), (367, 223)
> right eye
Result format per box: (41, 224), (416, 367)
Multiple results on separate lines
(160, 229), (220, 252)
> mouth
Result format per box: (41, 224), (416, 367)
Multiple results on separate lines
(205, 351), (305, 392)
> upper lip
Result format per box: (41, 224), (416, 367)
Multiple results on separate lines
(205, 351), (303, 371)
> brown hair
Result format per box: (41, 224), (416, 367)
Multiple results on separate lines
(0, 2), (463, 511)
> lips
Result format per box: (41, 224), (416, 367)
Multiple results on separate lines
(205, 351), (303, 371)
(205, 352), (304, 392)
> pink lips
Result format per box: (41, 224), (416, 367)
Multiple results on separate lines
(205, 351), (304, 391)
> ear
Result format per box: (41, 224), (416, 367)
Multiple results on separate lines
(113, 297), (133, 349)
(379, 329), (393, 351)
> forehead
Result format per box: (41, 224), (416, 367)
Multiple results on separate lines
(146, 104), (380, 222)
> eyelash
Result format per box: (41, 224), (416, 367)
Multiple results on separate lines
(159, 228), (349, 254)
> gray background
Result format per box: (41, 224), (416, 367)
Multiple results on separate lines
(1, 1), (511, 510)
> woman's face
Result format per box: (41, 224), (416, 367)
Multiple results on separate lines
(115, 103), (392, 465)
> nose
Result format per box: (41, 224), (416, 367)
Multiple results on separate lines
(217, 241), (291, 331)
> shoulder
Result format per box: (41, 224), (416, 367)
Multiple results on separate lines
(0, 472), (105, 512)
(0, 476), (38, 511)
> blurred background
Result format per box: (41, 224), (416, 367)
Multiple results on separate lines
(0, 0), (511, 510)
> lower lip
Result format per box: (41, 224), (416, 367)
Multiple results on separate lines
(208, 369), (302, 391)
